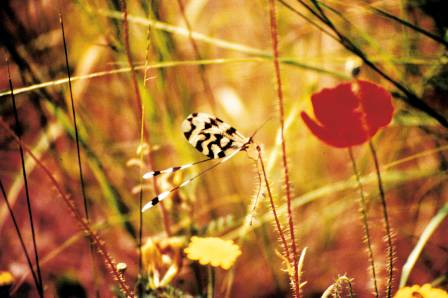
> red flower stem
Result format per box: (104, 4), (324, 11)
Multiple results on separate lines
(120, 0), (172, 245)
(368, 140), (395, 298)
(0, 120), (135, 298)
(267, 0), (299, 295)
(347, 147), (379, 298)
(257, 146), (291, 272)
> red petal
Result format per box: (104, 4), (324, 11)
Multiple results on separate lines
(311, 82), (361, 130)
(301, 80), (394, 148)
(301, 111), (366, 148)
(357, 80), (394, 131)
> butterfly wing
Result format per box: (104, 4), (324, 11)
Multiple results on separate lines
(182, 113), (248, 159)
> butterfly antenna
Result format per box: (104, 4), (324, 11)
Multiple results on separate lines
(249, 115), (274, 140)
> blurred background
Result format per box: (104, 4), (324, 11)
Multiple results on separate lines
(0, 0), (447, 297)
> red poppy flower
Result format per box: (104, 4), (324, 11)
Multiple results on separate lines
(301, 80), (393, 148)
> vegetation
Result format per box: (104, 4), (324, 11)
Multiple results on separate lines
(0, 0), (447, 297)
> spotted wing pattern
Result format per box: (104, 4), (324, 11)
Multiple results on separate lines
(181, 112), (248, 159)
(142, 112), (251, 212)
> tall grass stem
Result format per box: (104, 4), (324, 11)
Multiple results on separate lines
(0, 180), (41, 296)
(59, 13), (100, 297)
(120, 0), (172, 242)
(7, 62), (44, 297)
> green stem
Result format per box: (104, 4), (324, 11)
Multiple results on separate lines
(347, 148), (379, 298)
(400, 203), (448, 287)
(368, 140), (395, 298)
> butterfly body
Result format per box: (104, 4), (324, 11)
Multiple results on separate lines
(142, 112), (256, 212)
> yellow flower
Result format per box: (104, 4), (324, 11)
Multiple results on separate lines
(394, 284), (448, 298)
(184, 236), (241, 270)
(0, 271), (14, 286)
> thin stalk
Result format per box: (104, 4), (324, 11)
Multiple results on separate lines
(176, 0), (216, 111)
(347, 148), (379, 298)
(137, 105), (145, 275)
(59, 11), (90, 236)
(59, 13), (99, 297)
(0, 120), (134, 297)
(0, 180), (41, 296)
(120, 0), (172, 239)
(0, 57), (345, 98)
(207, 266), (215, 298)
(368, 140), (395, 298)
(267, 0), (299, 296)
(121, 0), (143, 118)
(7, 62), (44, 297)
(371, 6), (448, 48)
(256, 146), (292, 284)
(277, 0), (338, 40)
(400, 203), (448, 287)
(139, 3), (153, 276)
(122, 0), (145, 275)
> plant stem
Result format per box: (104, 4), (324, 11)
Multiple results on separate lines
(59, 13), (100, 297)
(267, 0), (299, 296)
(0, 120), (134, 297)
(121, 0), (172, 239)
(347, 148), (379, 298)
(207, 266), (215, 298)
(7, 62), (44, 297)
(399, 203), (448, 287)
(256, 146), (293, 286)
(137, 106), (145, 275)
(368, 140), (395, 298)
(0, 180), (41, 296)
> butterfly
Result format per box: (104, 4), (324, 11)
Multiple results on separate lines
(142, 112), (259, 212)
